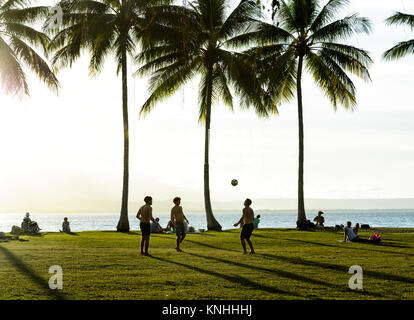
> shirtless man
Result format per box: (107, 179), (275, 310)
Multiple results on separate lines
(170, 197), (189, 252)
(137, 196), (157, 256)
(234, 198), (255, 254)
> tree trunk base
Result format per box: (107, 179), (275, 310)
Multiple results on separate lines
(116, 219), (130, 233)
(296, 220), (308, 231)
(207, 219), (222, 231)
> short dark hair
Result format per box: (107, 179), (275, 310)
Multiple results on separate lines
(245, 198), (252, 206)
(257, 215), (261, 218)
(144, 196), (152, 204)
(173, 197), (181, 204)
(155, 217), (159, 222)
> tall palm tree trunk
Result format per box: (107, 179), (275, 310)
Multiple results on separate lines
(296, 55), (307, 230)
(204, 65), (222, 231)
(117, 47), (130, 232)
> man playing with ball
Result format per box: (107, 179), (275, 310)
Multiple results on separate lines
(234, 198), (255, 254)
(171, 197), (190, 252)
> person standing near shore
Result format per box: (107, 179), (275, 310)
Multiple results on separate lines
(234, 199), (255, 254)
(137, 196), (157, 256)
(170, 197), (189, 252)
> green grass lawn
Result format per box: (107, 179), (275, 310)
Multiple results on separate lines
(0, 228), (413, 300)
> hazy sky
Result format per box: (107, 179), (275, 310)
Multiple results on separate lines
(1, 0), (414, 213)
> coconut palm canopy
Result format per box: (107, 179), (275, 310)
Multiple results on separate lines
(137, 0), (270, 230)
(137, 0), (269, 117)
(237, 0), (373, 228)
(0, 0), (58, 95)
(383, 11), (414, 60)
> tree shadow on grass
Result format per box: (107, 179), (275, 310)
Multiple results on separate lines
(253, 234), (414, 256)
(183, 251), (385, 299)
(283, 238), (414, 257)
(0, 245), (66, 300)
(186, 239), (412, 291)
(260, 252), (414, 285)
(148, 255), (305, 299)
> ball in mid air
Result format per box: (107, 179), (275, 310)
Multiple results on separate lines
(231, 179), (238, 186)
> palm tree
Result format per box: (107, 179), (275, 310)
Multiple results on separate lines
(47, 0), (171, 232)
(244, 0), (372, 229)
(383, 11), (414, 60)
(0, 0), (58, 94)
(137, 0), (267, 231)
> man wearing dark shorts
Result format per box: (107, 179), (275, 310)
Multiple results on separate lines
(171, 197), (189, 252)
(137, 196), (157, 256)
(234, 199), (256, 254)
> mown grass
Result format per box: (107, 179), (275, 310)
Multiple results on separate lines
(0, 228), (413, 300)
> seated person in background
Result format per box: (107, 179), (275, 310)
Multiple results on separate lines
(353, 223), (360, 235)
(313, 211), (325, 228)
(344, 221), (376, 243)
(253, 215), (261, 229)
(150, 217), (163, 233)
(60, 217), (71, 233)
(21, 212), (41, 233)
(163, 220), (175, 233)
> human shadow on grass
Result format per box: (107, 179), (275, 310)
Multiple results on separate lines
(183, 251), (385, 298)
(148, 255), (305, 299)
(0, 245), (66, 300)
(187, 239), (412, 290)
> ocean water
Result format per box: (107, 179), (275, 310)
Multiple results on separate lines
(1, 210), (413, 232)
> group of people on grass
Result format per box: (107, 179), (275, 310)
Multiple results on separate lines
(312, 211), (380, 243)
(8, 201), (380, 248)
(10, 212), (42, 234)
(136, 196), (258, 256)
(10, 213), (71, 235)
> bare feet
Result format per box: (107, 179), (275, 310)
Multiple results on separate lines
(175, 247), (183, 252)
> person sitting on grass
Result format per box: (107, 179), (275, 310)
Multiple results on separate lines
(150, 217), (163, 233)
(253, 214), (261, 229)
(234, 199), (255, 254)
(353, 223), (360, 235)
(163, 220), (175, 233)
(137, 196), (157, 256)
(21, 212), (41, 233)
(171, 197), (189, 252)
(60, 217), (71, 233)
(313, 211), (325, 229)
(344, 221), (378, 243)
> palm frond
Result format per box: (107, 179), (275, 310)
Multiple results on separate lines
(385, 12), (414, 29)
(0, 34), (28, 94)
(310, 14), (371, 42)
(383, 40), (414, 60)
(9, 35), (59, 91)
(310, 0), (347, 31)
(305, 51), (356, 110)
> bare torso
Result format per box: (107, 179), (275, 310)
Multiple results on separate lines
(242, 207), (254, 224)
(171, 205), (186, 223)
(137, 205), (152, 223)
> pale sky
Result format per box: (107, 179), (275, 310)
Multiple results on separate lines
(1, 0), (414, 213)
